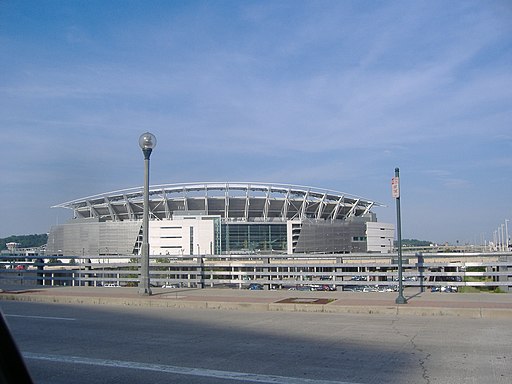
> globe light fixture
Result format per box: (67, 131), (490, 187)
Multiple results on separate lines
(139, 132), (157, 156)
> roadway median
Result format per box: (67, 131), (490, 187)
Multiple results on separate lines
(1, 286), (511, 319)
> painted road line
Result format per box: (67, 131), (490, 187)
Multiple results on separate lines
(5, 314), (76, 321)
(24, 352), (363, 384)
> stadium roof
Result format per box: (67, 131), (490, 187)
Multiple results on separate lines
(53, 182), (384, 222)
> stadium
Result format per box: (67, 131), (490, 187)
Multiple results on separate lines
(46, 182), (394, 256)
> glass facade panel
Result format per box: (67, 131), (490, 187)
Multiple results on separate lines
(220, 223), (287, 254)
(189, 227), (194, 255)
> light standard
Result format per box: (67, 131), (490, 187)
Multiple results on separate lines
(392, 167), (407, 305)
(501, 224), (506, 251)
(498, 225), (502, 251)
(138, 132), (157, 295)
(505, 219), (510, 250)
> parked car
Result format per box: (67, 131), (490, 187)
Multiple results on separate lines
(248, 283), (263, 290)
(296, 285), (314, 291)
(315, 284), (336, 291)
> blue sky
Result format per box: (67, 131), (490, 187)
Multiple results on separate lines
(1, 0), (511, 244)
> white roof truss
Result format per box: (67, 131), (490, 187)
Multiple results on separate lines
(224, 184), (229, 219)
(123, 194), (135, 220)
(315, 193), (327, 220)
(244, 186), (250, 221)
(330, 196), (345, 222)
(299, 190), (309, 221)
(263, 186), (271, 221)
(86, 200), (99, 218)
(344, 199), (360, 219)
(104, 197), (119, 221)
(281, 188), (291, 220)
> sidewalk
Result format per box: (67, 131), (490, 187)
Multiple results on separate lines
(1, 285), (511, 318)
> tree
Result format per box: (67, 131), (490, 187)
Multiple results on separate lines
(0, 234), (48, 250)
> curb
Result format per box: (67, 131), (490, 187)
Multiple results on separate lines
(2, 293), (512, 319)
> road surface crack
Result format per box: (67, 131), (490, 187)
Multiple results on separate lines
(391, 318), (431, 384)
(410, 334), (431, 384)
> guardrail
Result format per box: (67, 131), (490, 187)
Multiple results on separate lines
(1, 252), (511, 292)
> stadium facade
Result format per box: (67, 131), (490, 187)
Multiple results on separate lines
(46, 182), (394, 256)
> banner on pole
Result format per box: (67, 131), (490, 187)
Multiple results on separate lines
(391, 176), (400, 198)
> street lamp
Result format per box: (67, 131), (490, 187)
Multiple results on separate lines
(138, 132), (157, 295)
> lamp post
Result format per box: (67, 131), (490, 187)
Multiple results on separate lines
(138, 132), (157, 295)
(392, 167), (407, 304)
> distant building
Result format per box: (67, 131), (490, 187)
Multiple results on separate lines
(6, 242), (20, 252)
(46, 182), (394, 256)
(1, 245), (45, 257)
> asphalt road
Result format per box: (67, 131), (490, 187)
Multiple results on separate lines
(1, 301), (511, 384)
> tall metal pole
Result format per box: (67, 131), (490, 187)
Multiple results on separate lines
(505, 219), (510, 250)
(496, 225), (503, 252)
(501, 224), (505, 251)
(393, 167), (407, 304)
(138, 132), (156, 296)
